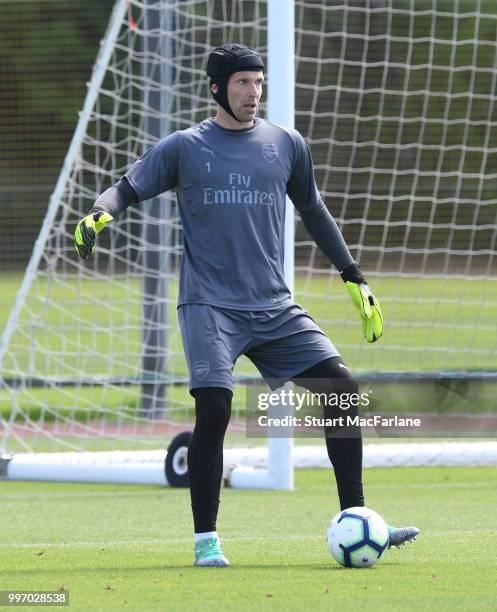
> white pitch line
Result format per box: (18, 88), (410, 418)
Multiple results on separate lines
(0, 480), (493, 501)
(364, 481), (494, 490)
(0, 491), (168, 501)
(0, 534), (324, 549)
(1, 530), (496, 550)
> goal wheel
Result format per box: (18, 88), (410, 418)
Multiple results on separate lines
(165, 431), (192, 487)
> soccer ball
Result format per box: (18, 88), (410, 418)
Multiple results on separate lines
(327, 506), (389, 568)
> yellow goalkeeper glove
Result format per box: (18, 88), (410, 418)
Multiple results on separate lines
(341, 264), (383, 343)
(74, 211), (113, 259)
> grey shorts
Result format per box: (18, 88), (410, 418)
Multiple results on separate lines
(178, 303), (339, 392)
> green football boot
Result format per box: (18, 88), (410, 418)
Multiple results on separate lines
(194, 537), (230, 567)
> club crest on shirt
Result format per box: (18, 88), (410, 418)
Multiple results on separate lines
(193, 360), (210, 380)
(261, 143), (279, 163)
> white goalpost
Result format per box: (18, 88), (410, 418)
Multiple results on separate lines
(2, 0), (497, 487)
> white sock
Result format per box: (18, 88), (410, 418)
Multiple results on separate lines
(194, 531), (219, 544)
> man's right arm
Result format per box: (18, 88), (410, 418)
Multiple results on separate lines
(74, 177), (138, 259)
(90, 176), (138, 217)
(75, 131), (181, 259)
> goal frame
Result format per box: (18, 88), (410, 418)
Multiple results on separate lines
(0, 0), (296, 490)
(2, 0), (497, 487)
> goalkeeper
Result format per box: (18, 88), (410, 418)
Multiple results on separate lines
(75, 43), (419, 567)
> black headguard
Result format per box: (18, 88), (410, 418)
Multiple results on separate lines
(206, 43), (264, 122)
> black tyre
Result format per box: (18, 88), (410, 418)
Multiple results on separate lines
(165, 431), (192, 487)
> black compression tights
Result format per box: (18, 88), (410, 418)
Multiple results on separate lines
(188, 357), (364, 533)
(188, 387), (232, 533)
(291, 356), (365, 510)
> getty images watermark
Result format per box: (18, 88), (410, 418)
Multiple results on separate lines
(257, 387), (371, 412)
(246, 376), (497, 438)
(244, 379), (445, 438)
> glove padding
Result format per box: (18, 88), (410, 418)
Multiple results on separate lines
(74, 211), (113, 259)
(345, 281), (383, 343)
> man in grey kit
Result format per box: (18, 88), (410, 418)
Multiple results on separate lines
(75, 43), (419, 567)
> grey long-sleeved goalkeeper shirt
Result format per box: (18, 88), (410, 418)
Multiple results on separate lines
(95, 118), (354, 310)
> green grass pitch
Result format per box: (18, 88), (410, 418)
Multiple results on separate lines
(1, 467), (496, 611)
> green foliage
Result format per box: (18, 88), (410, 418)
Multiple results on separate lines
(1, 1), (114, 128)
(0, 1), (114, 175)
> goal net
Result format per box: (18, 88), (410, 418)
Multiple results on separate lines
(1, 0), (497, 484)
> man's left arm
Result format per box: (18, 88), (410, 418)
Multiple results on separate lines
(286, 134), (383, 343)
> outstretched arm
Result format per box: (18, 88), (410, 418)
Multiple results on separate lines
(91, 176), (138, 217)
(74, 178), (137, 259)
(74, 131), (180, 259)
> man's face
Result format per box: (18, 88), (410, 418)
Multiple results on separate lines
(226, 70), (264, 123)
